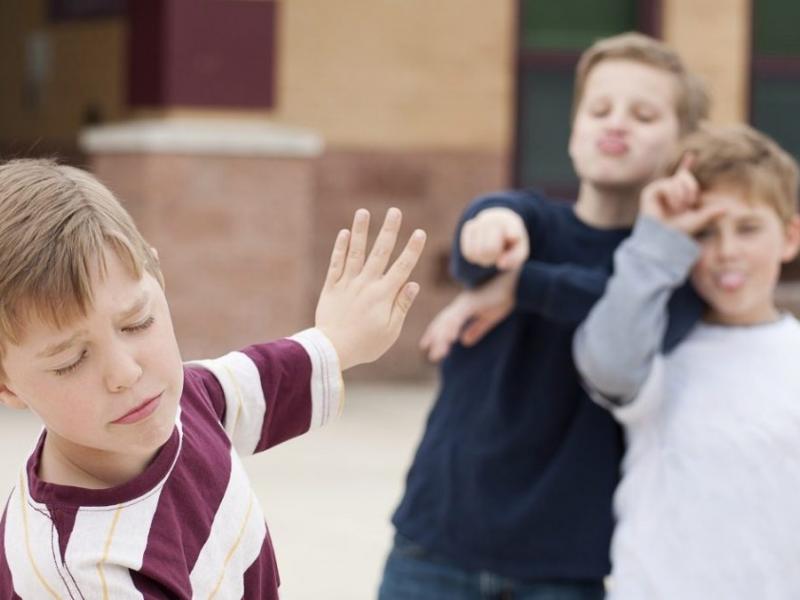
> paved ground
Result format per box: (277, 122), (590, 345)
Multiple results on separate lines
(0, 382), (437, 599)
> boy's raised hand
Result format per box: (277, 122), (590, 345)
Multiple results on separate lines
(640, 155), (726, 235)
(315, 208), (426, 370)
(460, 207), (530, 270)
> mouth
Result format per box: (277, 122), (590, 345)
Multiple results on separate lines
(714, 271), (746, 292)
(112, 392), (163, 425)
(597, 137), (629, 156)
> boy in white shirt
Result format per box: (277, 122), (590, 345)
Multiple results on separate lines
(573, 124), (800, 598)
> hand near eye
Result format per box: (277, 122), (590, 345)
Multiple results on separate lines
(640, 155), (727, 235)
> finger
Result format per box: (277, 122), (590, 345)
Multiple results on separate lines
(363, 207), (402, 276)
(460, 314), (497, 346)
(496, 238), (527, 271)
(384, 229), (427, 292)
(419, 309), (453, 352)
(460, 221), (477, 261)
(426, 326), (458, 362)
(676, 171), (699, 207)
(344, 209), (371, 277)
(660, 181), (683, 213)
(485, 227), (507, 266)
(419, 324), (433, 351)
(679, 204), (728, 235)
(673, 177), (693, 211)
(390, 281), (421, 334)
(676, 152), (695, 174)
(324, 229), (350, 287)
(681, 170), (700, 203)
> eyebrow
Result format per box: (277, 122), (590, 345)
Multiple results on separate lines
(116, 292), (150, 323)
(37, 330), (89, 359)
(36, 292), (150, 359)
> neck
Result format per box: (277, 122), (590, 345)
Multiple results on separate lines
(39, 431), (155, 489)
(573, 181), (641, 228)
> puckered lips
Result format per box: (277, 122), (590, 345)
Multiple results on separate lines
(597, 136), (629, 156)
(112, 392), (163, 425)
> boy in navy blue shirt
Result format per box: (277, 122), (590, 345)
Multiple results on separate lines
(380, 33), (710, 599)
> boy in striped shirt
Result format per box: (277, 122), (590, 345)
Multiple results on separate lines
(0, 159), (426, 599)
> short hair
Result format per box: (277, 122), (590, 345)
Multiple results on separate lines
(573, 32), (710, 135)
(0, 159), (162, 351)
(676, 124), (799, 222)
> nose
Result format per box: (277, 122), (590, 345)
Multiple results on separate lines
(715, 229), (741, 259)
(604, 107), (629, 132)
(104, 341), (143, 393)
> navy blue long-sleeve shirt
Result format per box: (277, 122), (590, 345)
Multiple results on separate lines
(391, 191), (702, 580)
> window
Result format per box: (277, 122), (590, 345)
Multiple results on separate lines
(750, 0), (800, 278)
(751, 0), (800, 161)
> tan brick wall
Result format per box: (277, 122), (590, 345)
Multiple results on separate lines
(663, 0), (751, 123)
(275, 0), (516, 152)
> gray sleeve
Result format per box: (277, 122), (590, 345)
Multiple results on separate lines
(573, 216), (700, 406)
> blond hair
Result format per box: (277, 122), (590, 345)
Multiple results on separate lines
(674, 124), (799, 222)
(0, 159), (162, 351)
(573, 32), (710, 135)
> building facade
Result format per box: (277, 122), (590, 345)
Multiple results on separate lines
(0, 0), (795, 378)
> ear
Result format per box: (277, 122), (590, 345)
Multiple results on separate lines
(150, 246), (160, 262)
(0, 383), (27, 411)
(781, 215), (800, 263)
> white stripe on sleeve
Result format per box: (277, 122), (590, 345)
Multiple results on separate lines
(191, 352), (266, 455)
(289, 328), (344, 430)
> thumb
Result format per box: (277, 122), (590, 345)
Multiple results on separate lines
(496, 242), (527, 270)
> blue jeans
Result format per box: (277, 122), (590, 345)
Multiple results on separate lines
(378, 534), (605, 600)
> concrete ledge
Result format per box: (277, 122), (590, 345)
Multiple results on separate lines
(80, 118), (324, 158)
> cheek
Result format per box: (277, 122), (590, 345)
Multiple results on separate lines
(638, 128), (678, 162)
(690, 253), (713, 288)
(568, 121), (594, 166)
(24, 380), (100, 428)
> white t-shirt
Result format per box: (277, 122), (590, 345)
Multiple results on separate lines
(609, 315), (800, 600)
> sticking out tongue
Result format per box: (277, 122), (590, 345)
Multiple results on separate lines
(718, 272), (745, 291)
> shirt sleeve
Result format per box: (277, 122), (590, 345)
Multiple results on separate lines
(189, 328), (343, 456)
(514, 260), (611, 325)
(573, 216), (700, 407)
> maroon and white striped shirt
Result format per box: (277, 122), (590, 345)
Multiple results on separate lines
(0, 328), (342, 599)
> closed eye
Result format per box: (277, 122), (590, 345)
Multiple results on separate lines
(123, 315), (155, 333)
(54, 350), (88, 376)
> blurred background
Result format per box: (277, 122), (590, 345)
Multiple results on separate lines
(1, 1), (800, 597)
(3, 0), (800, 380)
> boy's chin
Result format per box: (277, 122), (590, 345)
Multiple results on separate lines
(591, 177), (650, 194)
